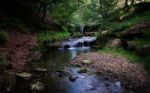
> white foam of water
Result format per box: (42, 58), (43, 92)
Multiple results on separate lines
(61, 36), (96, 48)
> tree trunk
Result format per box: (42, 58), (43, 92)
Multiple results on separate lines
(131, 0), (134, 5)
(124, 0), (128, 7)
(41, 3), (47, 22)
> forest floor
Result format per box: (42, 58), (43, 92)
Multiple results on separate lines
(72, 52), (150, 92)
(0, 29), (38, 72)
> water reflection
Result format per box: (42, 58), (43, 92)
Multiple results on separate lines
(12, 47), (130, 93)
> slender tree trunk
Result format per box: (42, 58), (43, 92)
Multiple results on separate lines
(36, 0), (47, 22)
(131, 0), (134, 5)
(124, 0), (128, 7)
(42, 3), (47, 22)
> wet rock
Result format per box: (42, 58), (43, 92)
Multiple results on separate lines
(69, 75), (78, 82)
(16, 72), (32, 80)
(30, 81), (44, 91)
(72, 63), (81, 67)
(104, 81), (110, 87)
(64, 45), (70, 49)
(76, 42), (84, 47)
(83, 41), (89, 46)
(81, 60), (92, 65)
(77, 68), (88, 73)
(115, 81), (121, 88)
(55, 70), (68, 77)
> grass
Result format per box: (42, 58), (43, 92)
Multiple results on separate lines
(99, 47), (141, 63)
(37, 31), (71, 43)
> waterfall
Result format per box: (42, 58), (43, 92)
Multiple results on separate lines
(61, 36), (96, 49)
(80, 26), (84, 35)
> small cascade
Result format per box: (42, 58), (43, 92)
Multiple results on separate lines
(80, 25), (84, 35)
(61, 36), (96, 49)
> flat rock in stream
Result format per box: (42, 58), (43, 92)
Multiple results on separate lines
(81, 60), (92, 65)
(16, 72), (32, 80)
(34, 68), (48, 72)
(30, 81), (44, 91)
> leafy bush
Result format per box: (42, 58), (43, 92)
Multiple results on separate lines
(37, 31), (70, 43)
(143, 55), (150, 73)
(0, 31), (9, 44)
(96, 31), (114, 48)
(109, 14), (150, 32)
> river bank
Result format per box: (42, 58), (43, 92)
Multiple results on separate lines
(72, 52), (150, 93)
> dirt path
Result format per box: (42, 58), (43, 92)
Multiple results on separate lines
(72, 52), (150, 92)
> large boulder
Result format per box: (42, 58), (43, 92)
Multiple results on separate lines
(107, 39), (122, 48)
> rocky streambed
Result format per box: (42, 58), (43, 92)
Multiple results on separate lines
(72, 52), (150, 93)
(2, 36), (149, 93)
(10, 46), (135, 93)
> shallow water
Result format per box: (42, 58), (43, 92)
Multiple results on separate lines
(12, 47), (131, 93)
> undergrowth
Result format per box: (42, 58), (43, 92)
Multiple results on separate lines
(37, 31), (70, 43)
(99, 47), (141, 63)
(99, 47), (150, 73)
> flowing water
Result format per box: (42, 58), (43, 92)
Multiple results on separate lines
(80, 26), (84, 35)
(12, 37), (132, 93)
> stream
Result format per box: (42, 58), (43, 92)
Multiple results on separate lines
(12, 36), (131, 93)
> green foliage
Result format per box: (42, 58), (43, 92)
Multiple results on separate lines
(96, 31), (114, 47)
(72, 32), (82, 37)
(131, 38), (150, 48)
(49, 0), (78, 25)
(143, 55), (150, 73)
(37, 30), (70, 43)
(108, 13), (150, 32)
(0, 31), (9, 44)
(0, 17), (30, 32)
(99, 47), (141, 62)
